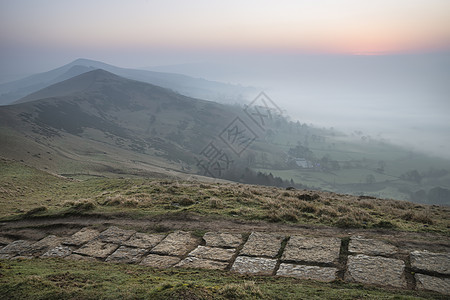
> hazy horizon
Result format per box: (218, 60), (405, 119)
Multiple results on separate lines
(1, 0), (449, 159)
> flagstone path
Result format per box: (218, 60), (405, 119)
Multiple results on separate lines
(1, 226), (449, 295)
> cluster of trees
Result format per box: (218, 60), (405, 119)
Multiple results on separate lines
(222, 167), (306, 189)
(400, 168), (449, 184)
(410, 186), (450, 205)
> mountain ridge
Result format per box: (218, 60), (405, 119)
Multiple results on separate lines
(0, 58), (255, 106)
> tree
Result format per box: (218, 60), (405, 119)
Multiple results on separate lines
(400, 170), (422, 183)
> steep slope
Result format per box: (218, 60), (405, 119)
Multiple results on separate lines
(0, 58), (254, 105)
(0, 69), (263, 177)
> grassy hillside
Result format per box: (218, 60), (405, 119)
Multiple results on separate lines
(1, 158), (448, 235)
(1, 69), (449, 205)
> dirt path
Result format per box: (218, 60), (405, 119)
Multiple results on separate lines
(1, 217), (450, 295)
(1, 213), (449, 253)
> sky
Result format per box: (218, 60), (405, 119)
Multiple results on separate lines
(1, 0), (450, 76)
(1, 0), (449, 158)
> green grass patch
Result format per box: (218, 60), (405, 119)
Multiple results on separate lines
(0, 258), (443, 299)
(1, 159), (449, 235)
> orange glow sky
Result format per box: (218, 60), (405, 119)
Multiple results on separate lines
(1, 0), (450, 56)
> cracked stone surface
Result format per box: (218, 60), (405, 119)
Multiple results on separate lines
(282, 236), (341, 265)
(415, 273), (450, 295)
(410, 251), (450, 275)
(31, 235), (64, 255)
(277, 264), (337, 282)
(231, 256), (277, 275)
(348, 236), (398, 256)
(239, 232), (284, 258)
(122, 232), (165, 249)
(151, 231), (198, 256)
(345, 254), (406, 288)
(2, 226), (449, 296)
(176, 257), (228, 270)
(41, 245), (72, 258)
(63, 228), (100, 246)
(140, 254), (181, 268)
(97, 226), (136, 244)
(105, 246), (147, 264)
(188, 246), (235, 262)
(74, 240), (119, 259)
(203, 232), (243, 248)
(0, 240), (33, 258)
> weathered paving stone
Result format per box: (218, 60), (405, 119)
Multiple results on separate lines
(239, 232), (284, 258)
(282, 236), (341, 265)
(277, 263), (337, 282)
(345, 254), (406, 288)
(97, 226), (136, 244)
(203, 232), (243, 248)
(105, 246), (147, 264)
(74, 240), (119, 259)
(188, 246), (235, 262)
(63, 228), (100, 246)
(231, 256), (277, 275)
(151, 231), (198, 256)
(410, 251), (450, 275)
(122, 232), (165, 249)
(41, 245), (72, 258)
(348, 236), (398, 256)
(176, 257), (228, 270)
(0, 240), (33, 258)
(415, 273), (450, 295)
(31, 235), (64, 255)
(140, 254), (181, 268)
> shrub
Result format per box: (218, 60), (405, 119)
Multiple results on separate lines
(335, 216), (361, 228)
(297, 193), (320, 201)
(374, 220), (396, 229)
(208, 197), (223, 208)
(178, 197), (195, 206)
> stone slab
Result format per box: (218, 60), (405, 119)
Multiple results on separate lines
(122, 232), (165, 249)
(0, 240), (33, 258)
(41, 245), (72, 258)
(188, 246), (235, 262)
(282, 236), (341, 265)
(231, 256), (277, 275)
(176, 257), (228, 270)
(151, 231), (198, 256)
(277, 263), (337, 282)
(105, 246), (147, 264)
(140, 254), (181, 268)
(348, 236), (398, 256)
(415, 273), (450, 295)
(203, 232), (243, 248)
(239, 232), (284, 258)
(74, 240), (119, 259)
(31, 235), (64, 255)
(410, 251), (450, 275)
(345, 254), (406, 288)
(97, 226), (136, 244)
(63, 228), (100, 246)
